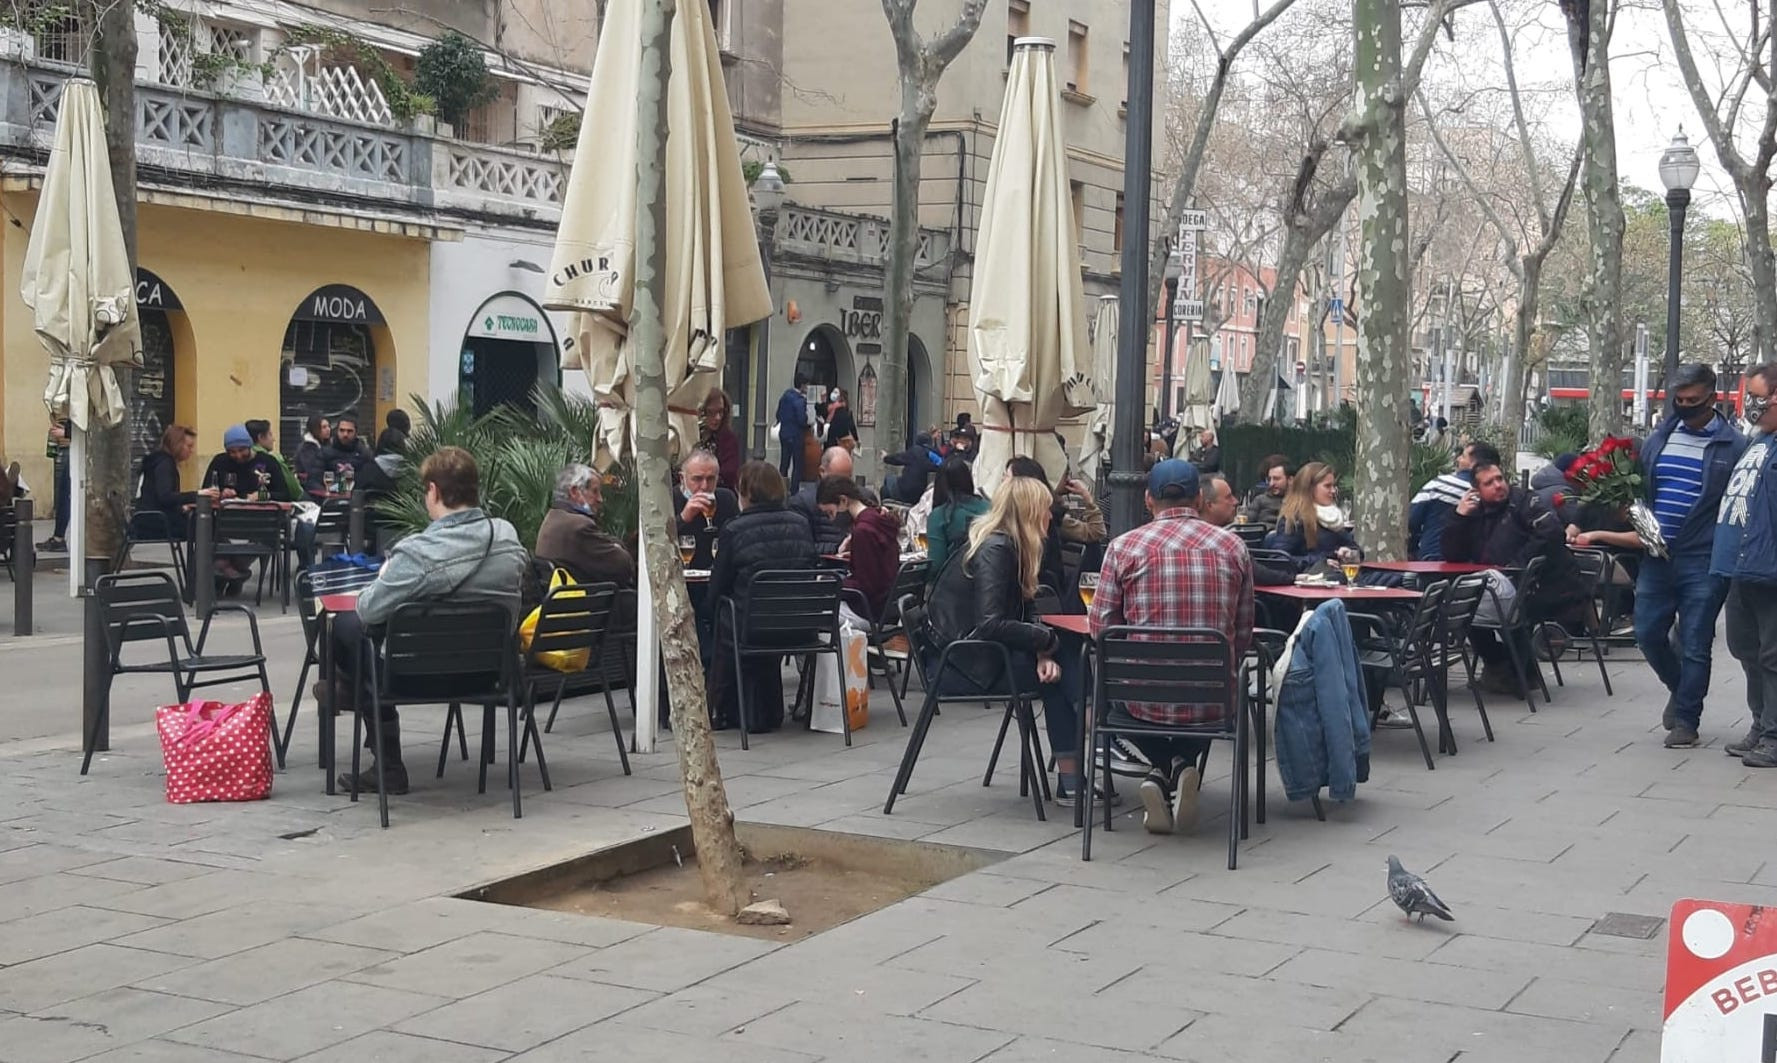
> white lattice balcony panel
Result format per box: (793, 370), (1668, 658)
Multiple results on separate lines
(439, 145), (565, 211)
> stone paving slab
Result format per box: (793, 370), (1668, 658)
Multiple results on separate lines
(0, 618), (1767, 1060)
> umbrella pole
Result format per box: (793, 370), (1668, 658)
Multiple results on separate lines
(67, 425), (86, 599)
(634, 523), (659, 754)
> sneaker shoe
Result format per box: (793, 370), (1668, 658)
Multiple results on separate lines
(1171, 764), (1201, 833)
(1743, 742), (1777, 768)
(1664, 725), (1701, 749)
(1661, 696), (1678, 732)
(35, 536), (65, 552)
(1727, 728), (1761, 757)
(1053, 777), (1122, 808)
(1373, 706), (1414, 730)
(1105, 735), (1152, 777)
(1137, 775), (1174, 834)
(335, 762), (409, 795)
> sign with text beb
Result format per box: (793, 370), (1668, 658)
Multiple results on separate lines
(1663, 899), (1777, 1061)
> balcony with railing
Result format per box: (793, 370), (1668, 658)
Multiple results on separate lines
(0, 58), (570, 226)
(771, 204), (951, 272)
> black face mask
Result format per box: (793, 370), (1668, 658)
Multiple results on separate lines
(1675, 401), (1714, 427)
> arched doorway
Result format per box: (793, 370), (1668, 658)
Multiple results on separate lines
(459, 292), (561, 417)
(795, 324), (848, 397)
(906, 333), (931, 444)
(131, 268), (185, 479)
(280, 285), (384, 455)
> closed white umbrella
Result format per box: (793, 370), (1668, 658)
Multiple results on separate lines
(970, 38), (1093, 495)
(1178, 334), (1215, 431)
(21, 77), (142, 595)
(1077, 294), (1117, 482)
(543, 0), (769, 465)
(1214, 362), (1241, 420)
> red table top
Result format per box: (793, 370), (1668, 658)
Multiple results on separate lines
(1361, 561), (1496, 574)
(1257, 584), (1422, 601)
(1038, 613), (1092, 636)
(318, 593), (360, 613)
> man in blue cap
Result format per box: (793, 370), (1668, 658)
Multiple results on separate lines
(200, 424), (292, 503)
(1089, 458), (1254, 834)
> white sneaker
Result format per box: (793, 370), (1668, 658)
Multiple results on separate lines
(1171, 765), (1201, 833)
(1138, 776), (1174, 834)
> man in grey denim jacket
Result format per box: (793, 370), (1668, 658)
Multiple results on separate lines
(332, 446), (527, 794)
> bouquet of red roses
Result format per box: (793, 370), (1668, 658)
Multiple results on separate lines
(1563, 435), (1667, 557)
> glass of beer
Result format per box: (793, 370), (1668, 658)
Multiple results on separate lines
(678, 536), (696, 566)
(1078, 571), (1099, 611)
(914, 531), (928, 553)
(1342, 561), (1361, 587)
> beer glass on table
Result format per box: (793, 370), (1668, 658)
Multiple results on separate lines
(1078, 571), (1099, 611)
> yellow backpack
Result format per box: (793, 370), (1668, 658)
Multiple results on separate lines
(518, 566), (593, 673)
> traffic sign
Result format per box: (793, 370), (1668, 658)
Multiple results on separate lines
(1663, 899), (1777, 1061)
(1329, 297), (1344, 316)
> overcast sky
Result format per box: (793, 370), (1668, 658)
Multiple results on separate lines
(1182, 0), (1744, 218)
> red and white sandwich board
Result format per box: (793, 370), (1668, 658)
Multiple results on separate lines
(1664, 899), (1777, 1061)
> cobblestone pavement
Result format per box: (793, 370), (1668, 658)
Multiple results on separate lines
(0, 606), (1766, 1062)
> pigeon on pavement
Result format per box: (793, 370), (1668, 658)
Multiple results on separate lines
(1386, 855), (1454, 923)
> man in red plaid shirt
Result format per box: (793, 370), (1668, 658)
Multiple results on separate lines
(1089, 459), (1254, 834)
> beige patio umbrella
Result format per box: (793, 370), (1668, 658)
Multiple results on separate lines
(1178, 333), (1215, 431)
(543, 0), (769, 465)
(22, 77), (140, 434)
(1077, 294), (1117, 483)
(970, 38), (1093, 495)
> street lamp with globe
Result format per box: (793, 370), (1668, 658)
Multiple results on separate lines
(748, 160), (787, 457)
(1658, 130), (1701, 417)
(1161, 246), (1184, 424)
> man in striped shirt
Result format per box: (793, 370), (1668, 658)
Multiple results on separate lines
(1638, 363), (1749, 748)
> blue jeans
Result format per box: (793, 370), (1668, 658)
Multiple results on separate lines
(778, 434), (803, 485)
(1635, 553), (1729, 728)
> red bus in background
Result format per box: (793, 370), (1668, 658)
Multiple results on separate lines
(1546, 386), (1744, 418)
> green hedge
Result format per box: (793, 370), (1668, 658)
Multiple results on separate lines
(1220, 424), (1355, 494)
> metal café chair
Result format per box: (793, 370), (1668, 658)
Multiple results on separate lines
(884, 597), (1049, 822)
(339, 600), (526, 828)
(507, 581), (631, 776)
(1469, 557), (1552, 709)
(843, 557), (929, 727)
(720, 569), (845, 750)
(1082, 626), (1247, 868)
(86, 571), (273, 774)
(1553, 548), (1618, 694)
(1432, 572), (1495, 754)
(1231, 522), (1270, 547)
(1349, 581), (1449, 771)
(112, 496), (186, 600)
(214, 503), (289, 611)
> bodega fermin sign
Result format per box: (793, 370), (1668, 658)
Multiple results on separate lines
(294, 285), (386, 325)
(1663, 900), (1777, 1060)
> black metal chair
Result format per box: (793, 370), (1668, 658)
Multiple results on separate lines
(214, 504), (289, 611)
(310, 498), (352, 560)
(336, 600), (525, 828)
(1469, 557), (1551, 709)
(1231, 522), (1270, 547)
(1553, 549), (1617, 694)
(1432, 573), (1494, 753)
(113, 499), (186, 600)
(1243, 627), (1295, 829)
(720, 569), (845, 750)
(1082, 626), (1246, 868)
(288, 565), (382, 769)
(506, 581), (630, 776)
(86, 571), (272, 774)
(1350, 581), (1449, 771)
(883, 598), (1049, 822)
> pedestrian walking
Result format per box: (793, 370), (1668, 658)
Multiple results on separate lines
(1636, 364), (1747, 749)
(1713, 364), (1777, 765)
(775, 371), (810, 484)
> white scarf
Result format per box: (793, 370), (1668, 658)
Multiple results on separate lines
(1316, 503), (1346, 527)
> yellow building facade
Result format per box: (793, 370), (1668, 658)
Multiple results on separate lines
(0, 195), (433, 494)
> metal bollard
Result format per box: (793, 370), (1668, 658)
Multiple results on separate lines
(12, 498), (31, 636)
(81, 555), (108, 752)
(194, 494), (215, 620)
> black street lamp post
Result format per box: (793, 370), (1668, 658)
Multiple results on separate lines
(1658, 131), (1700, 417)
(1110, 0), (1157, 536)
(1161, 249), (1181, 422)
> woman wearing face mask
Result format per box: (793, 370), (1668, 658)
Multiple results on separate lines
(824, 387), (858, 450)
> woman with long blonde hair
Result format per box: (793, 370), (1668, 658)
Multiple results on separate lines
(1269, 461), (1363, 570)
(927, 475), (1088, 802)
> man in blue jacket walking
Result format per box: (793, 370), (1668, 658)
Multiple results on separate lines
(774, 371), (810, 485)
(1643, 364), (1749, 748)
(1715, 365), (1777, 764)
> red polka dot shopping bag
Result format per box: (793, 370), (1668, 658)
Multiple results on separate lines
(155, 693), (274, 804)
